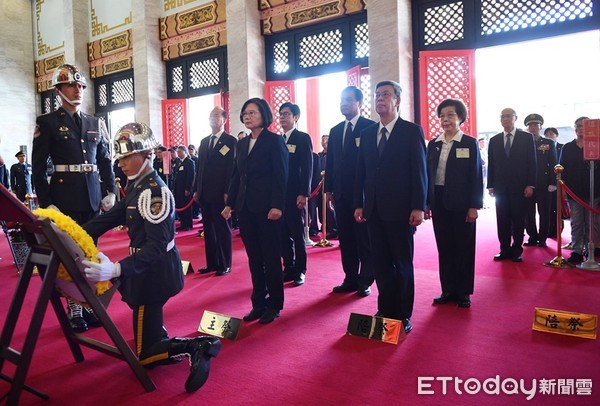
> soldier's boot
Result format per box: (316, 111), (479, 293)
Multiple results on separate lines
(168, 336), (222, 393)
(67, 298), (88, 332)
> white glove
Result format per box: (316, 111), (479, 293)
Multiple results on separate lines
(82, 252), (121, 282)
(47, 204), (61, 212)
(101, 193), (116, 212)
(548, 185), (557, 192)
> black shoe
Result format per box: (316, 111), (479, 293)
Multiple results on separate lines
(293, 273), (305, 286)
(258, 309), (280, 324)
(493, 253), (509, 261)
(537, 241), (547, 247)
(356, 286), (371, 297)
(282, 267), (296, 282)
(402, 318), (413, 334)
(215, 268), (231, 276)
(82, 307), (102, 328)
(523, 240), (538, 247)
(457, 295), (471, 308)
(199, 267), (216, 274)
(332, 282), (358, 293)
(184, 337), (222, 393)
(433, 292), (454, 305)
(243, 308), (266, 322)
(69, 316), (88, 333)
(568, 253), (584, 264)
(511, 255), (523, 262)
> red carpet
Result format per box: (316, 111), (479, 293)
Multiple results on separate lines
(1, 208), (599, 405)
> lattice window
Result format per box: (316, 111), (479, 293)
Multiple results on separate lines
(265, 82), (295, 135)
(481, 0), (594, 36)
(54, 95), (62, 110)
(41, 91), (62, 113)
(98, 83), (108, 107)
(111, 77), (134, 105)
(190, 58), (220, 90)
(299, 29), (343, 68)
(423, 54), (474, 138)
(274, 41), (290, 74)
(360, 69), (371, 118)
(354, 23), (369, 59)
(43, 97), (52, 114)
(424, 2), (464, 46)
(172, 66), (184, 93)
(166, 103), (186, 146)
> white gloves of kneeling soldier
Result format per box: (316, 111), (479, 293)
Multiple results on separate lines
(102, 192), (116, 212)
(82, 252), (121, 282)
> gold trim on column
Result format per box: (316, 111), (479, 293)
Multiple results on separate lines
(90, 1), (133, 37)
(35, 0), (64, 57)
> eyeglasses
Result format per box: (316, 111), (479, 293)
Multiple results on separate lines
(242, 110), (259, 117)
(374, 91), (395, 99)
(279, 112), (293, 118)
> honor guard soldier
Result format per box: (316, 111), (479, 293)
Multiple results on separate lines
(31, 63), (116, 332)
(10, 151), (32, 202)
(82, 123), (221, 393)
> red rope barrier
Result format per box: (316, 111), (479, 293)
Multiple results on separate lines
(560, 180), (600, 215)
(175, 196), (195, 212)
(118, 187), (126, 198)
(309, 180), (323, 199)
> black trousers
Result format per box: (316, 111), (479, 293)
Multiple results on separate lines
(200, 200), (232, 270)
(281, 203), (307, 273)
(334, 196), (373, 287)
(494, 189), (528, 257)
(431, 187), (476, 296)
(239, 209), (284, 311)
(133, 302), (171, 366)
(175, 192), (193, 228)
(525, 187), (551, 243)
(367, 207), (415, 320)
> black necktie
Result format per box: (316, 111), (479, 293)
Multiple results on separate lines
(378, 128), (388, 157)
(209, 135), (216, 150)
(505, 133), (512, 157)
(74, 112), (82, 132)
(343, 122), (353, 152)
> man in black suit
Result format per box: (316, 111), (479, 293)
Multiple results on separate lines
(544, 127), (562, 238)
(10, 151), (32, 202)
(487, 108), (537, 262)
(325, 86), (375, 297)
(354, 80), (427, 334)
(174, 145), (195, 231)
(32, 63), (115, 332)
(194, 107), (237, 276)
(523, 114), (557, 248)
(279, 102), (313, 286)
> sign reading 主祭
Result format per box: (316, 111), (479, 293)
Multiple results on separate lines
(532, 307), (597, 339)
(582, 118), (600, 160)
(346, 313), (404, 345)
(198, 310), (242, 340)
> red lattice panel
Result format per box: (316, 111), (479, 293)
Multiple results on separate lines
(161, 99), (188, 147)
(419, 50), (477, 140)
(346, 66), (371, 118)
(265, 80), (295, 134)
(220, 90), (231, 134)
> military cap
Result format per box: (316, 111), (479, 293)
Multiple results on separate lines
(524, 113), (544, 126)
(15, 151), (25, 158)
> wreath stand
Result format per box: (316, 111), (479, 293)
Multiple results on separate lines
(0, 186), (155, 404)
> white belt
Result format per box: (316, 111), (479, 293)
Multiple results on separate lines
(54, 164), (97, 173)
(129, 239), (175, 255)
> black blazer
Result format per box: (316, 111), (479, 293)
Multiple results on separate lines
(174, 156), (195, 196)
(227, 128), (288, 213)
(533, 136), (558, 188)
(33, 107), (115, 211)
(325, 116), (376, 200)
(284, 129), (313, 205)
(195, 132), (237, 204)
(355, 118), (427, 221)
(487, 129), (536, 194)
(426, 133), (483, 211)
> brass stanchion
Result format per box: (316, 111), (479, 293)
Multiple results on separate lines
(315, 170), (333, 248)
(544, 165), (570, 268)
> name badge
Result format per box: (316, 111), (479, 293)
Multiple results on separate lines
(355, 138), (360, 147)
(179, 166), (184, 171)
(219, 145), (230, 156)
(287, 144), (297, 153)
(456, 148), (469, 158)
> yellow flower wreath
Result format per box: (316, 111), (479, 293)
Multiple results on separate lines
(33, 208), (110, 296)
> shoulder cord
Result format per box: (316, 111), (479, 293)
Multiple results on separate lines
(138, 186), (174, 224)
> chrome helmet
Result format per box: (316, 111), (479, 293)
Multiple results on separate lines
(51, 64), (87, 88)
(113, 123), (160, 159)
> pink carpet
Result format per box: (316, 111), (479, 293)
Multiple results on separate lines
(0, 208), (599, 405)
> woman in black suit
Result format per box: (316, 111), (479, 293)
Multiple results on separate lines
(222, 98), (288, 324)
(425, 99), (483, 308)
